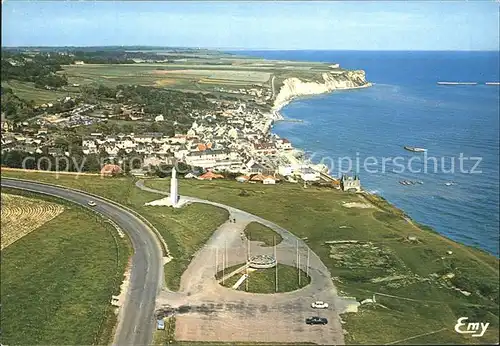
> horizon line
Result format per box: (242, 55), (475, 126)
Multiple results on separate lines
(1, 45), (499, 52)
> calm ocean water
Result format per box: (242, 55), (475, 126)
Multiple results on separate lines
(235, 50), (500, 256)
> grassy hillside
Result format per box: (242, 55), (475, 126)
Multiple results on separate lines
(0, 189), (131, 345)
(2, 170), (498, 344)
(1, 171), (228, 291)
(144, 178), (499, 345)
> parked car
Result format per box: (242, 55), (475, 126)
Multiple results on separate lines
(306, 316), (328, 325)
(311, 301), (329, 309)
(87, 201), (96, 207)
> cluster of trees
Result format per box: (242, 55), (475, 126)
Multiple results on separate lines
(1, 52), (70, 89)
(72, 50), (136, 64)
(1, 87), (39, 122)
(0, 146), (141, 174)
(76, 83), (220, 134)
(33, 74), (68, 89)
(79, 119), (176, 137)
(1, 150), (97, 172)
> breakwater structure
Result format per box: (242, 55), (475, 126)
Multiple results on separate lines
(437, 81), (500, 86)
(437, 82), (478, 85)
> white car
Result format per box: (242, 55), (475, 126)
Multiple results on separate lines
(311, 301), (329, 309)
(87, 201), (97, 207)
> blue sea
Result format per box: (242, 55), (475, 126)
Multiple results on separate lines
(235, 50), (500, 256)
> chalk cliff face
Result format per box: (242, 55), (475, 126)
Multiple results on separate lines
(273, 70), (371, 111)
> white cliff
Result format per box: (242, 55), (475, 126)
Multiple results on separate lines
(272, 70), (371, 115)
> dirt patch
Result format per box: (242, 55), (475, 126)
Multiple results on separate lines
(342, 202), (374, 209)
(152, 69), (205, 75)
(154, 79), (176, 86)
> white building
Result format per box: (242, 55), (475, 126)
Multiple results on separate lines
(297, 167), (320, 182)
(278, 164), (293, 177)
(263, 177), (276, 185)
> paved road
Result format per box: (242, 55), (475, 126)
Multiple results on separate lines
(1, 178), (163, 346)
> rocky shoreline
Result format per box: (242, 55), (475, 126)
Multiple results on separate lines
(266, 69), (372, 176)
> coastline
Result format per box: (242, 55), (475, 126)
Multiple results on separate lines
(267, 78), (372, 175)
(269, 77), (499, 258)
(270, 82), (372, 121)
(267, 79), (445, 244)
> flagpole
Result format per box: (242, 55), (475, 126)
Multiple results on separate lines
(306, 247), (310, 278)
(215, 247), (219, 276)
(246, 238), (249, 292)
(222, 245), (225, 285)
(296, 239), (299, 285)
(298, 247), (301, 286)
(274, 235), (278, 292)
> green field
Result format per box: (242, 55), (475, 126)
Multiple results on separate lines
(60, 64), (272, 90)
(2, 171), (498, 345)
(217, 263), (310, 293)
(143, 178), (499, 345)
(0, 189), (131, 345)
(1, 80), (78, 104)
(2, 53), (340, 105)
(59, 58), (334, 93)
(244, 221), (283, 247)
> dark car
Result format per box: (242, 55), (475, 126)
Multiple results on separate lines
(306, 316), (328, 325)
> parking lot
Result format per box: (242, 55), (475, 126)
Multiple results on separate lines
(174, 297), (344, 344)
(155, 216), (349, 345)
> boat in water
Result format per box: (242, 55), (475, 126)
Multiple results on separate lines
(404, 146), (427, 152)
(445, 182), (457, 186)
(399, 180), (423, 185)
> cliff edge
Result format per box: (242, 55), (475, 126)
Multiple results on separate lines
(272, 70), (371, 113)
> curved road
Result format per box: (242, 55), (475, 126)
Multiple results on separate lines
(1, 178), (163, 346)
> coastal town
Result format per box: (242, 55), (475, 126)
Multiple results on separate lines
(1, 94), (363, 191)
(1, 49), (368, 192)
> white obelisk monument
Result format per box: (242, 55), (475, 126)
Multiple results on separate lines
(170, 166), (179, 207)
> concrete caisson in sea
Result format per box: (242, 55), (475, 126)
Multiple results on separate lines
(437, 82), (478, 85)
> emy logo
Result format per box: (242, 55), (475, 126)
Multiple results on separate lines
(454, 317), (490, 337)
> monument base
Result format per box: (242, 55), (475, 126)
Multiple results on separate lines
(144, 196), (190, 209)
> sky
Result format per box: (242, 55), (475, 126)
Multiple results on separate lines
(1, 1), (499, 50)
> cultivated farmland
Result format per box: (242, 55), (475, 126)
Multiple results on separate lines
(0, 189), (131, 345)
(1, 193), (65, 250)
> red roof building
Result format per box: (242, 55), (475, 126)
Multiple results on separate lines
(100, 164), (122, 177)
(198, 171), (224, 180)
